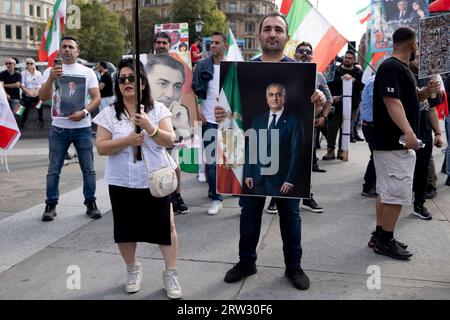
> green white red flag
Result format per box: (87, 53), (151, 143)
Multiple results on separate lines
(38, 0), (66, 66)
(357, 4), (372, 24)
(226, 28), (244, 62)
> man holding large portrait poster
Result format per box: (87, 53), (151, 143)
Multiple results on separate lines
(215, 13), (326, 291)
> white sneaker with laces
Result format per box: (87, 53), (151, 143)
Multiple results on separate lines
(197, 172), (207, 183)
(162, 269), (183, 299)
(125, 262), (143, 293)
(208, 200), (222, 215)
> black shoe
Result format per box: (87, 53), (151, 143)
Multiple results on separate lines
(302, 196), (323, 213)
(368, 231), (407, 249)
(355, 134), (364, 141)
(446, 176), (450, 186)
(424, 189), (437, 199)
(350, 137), (356, 143)
(361, 189), (378, 198)
(312, 164), (326, 173)
(285, 267), (310, 290)
(42, 204), (57, 222)
(86, 201), (102, 219)
(337, 150), (344, 160)
(412, 204), (432, 220)
(175, 193), (189, 214)
(373, 238), (413, 260)
(224, 261), (257, 283)
(266, 198), (278, 214)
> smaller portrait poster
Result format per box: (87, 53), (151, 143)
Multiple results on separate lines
(154, 22), (189, 52)
(216, 62), (316, 199)
(53, 75), (86, 118)
(418, 14), (450, 79)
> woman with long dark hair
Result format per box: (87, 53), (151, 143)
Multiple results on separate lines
(93, 58), (182, 299)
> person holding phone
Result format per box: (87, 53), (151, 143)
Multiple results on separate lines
(39, 35), (102, 222)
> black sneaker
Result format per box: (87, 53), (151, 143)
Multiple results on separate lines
(412, 204), (432, 220)
(302, 196), (323, 213)
(175, 194), (189, 214)
(425, 189), (437, 199)
(285, 267), (310, 290)
(368, 231), (407, 249)
(361, 189), (378, 198)
(224, 261), (257, 283)
(42, 204), (57, 222)
(373, 238), (413, 260)
(86, 201), (102, 219)
(355, 134), (365, 141)
(312, 164), (327, 173)
(266, 198), (278, 214)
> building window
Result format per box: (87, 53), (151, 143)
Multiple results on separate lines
(3, 0), (12, 14)
(37, 6), (41, 17)
(122, 0), (125, 10)
(112, 4), (116, 10)
(29, 4), (34, 16)
(229, 1), (236, 13)
(30, 27), (35, 40)
(6, 25), (12, 39)
(14, 2), (21, 15)
(229, 21), (236, 34)
(246, 6), (255, 14)
(244, 37), (255, 50)
(16, 26), (22, 40)
(46, 7), (50, 19)
(262, 5), (267, 15)
(245, 22), (255, 33)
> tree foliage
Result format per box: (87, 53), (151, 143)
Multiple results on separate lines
(65, 0), (125, 65)
(171, 0), (228, 43)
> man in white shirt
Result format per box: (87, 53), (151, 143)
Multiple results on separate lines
(39, 35), (102, 222)
(192, 32), (229, 215)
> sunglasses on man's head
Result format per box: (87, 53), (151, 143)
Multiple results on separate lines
(118, 75), (135, 84)
(296, 49), (312, 55)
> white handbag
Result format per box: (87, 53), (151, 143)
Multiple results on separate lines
(143, 150), (178, 198)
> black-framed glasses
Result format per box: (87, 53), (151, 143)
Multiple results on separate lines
(296, 49), (312, 55)
(118, 75), (135, 84)
(26, 62), (34, 65)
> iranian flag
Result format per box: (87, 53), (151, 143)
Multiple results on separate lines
(357, 4), (372, 24)
(216, 63), (244, 194)
(38, 0), (66, 66)
(0, 86), (21, 151)
(226, 28), (244, 62)
(285, 0), (348, 72)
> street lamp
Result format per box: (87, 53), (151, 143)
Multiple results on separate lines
(194, 14), (205, 35)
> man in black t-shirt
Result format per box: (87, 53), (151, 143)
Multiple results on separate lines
(98, 61), (114, 111)
(370, 27), (441, 260)
(0, 58), (22, 109)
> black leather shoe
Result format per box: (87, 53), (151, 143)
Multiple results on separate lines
(373, 238), (412, 260)
(42, 204), (57, 222)
(86, 201), (102, 219)
(285, 267), (310, 290)
(312, 164), (326, 173)
(224, 261), (257, 283)
(266, 198), (278, 214)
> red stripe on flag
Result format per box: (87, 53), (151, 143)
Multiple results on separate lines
(217, 165), (242, 194)
(280, 0), (294, 15)
(0, 126), (19, 149)
(360, 13), (371, 24)
(313, 27), (348, 72)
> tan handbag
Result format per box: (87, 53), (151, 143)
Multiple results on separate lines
(144, 150), (178, 198)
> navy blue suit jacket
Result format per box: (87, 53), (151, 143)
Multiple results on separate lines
(244, 110), (303, 196)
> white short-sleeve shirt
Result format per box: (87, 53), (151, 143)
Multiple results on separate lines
(21, 70), (42, 89)
(93, 101), (177, 189)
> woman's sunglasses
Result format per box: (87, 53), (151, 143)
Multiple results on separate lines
(118, 75), (135, 84)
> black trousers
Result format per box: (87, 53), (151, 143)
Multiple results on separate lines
(413, 140), (433, 206)
(362, 123), (376, 192)
(21, 94), (43, 125)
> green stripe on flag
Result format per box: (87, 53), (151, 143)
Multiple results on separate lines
(356, 4), (371, 15)
(286, 0), (313, 36)
(44, 0), (62, 51)
(223, 63), (243, 129)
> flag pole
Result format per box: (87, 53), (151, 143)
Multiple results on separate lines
(347, 42), (376, 72)
(132, 0), (142, 162)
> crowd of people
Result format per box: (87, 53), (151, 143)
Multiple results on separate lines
(1, 11), (449, 300)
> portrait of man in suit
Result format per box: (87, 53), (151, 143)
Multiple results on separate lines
(243, 83), (303, 198)
(58, 76), (86, 117)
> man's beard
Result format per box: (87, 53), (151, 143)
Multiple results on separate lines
(409, 50), (416, 62)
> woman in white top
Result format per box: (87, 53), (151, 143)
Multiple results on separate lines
(20, 58), (43, 127)
(93, 58), (182, 299)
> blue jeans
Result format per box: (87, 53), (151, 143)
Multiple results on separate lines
(202, 122), (223, 201)
(46, 126), (96, 205)
(238, 196), (302, 270)
(446, 116), (450, 176)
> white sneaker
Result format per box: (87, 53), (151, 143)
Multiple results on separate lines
(125, 262), (143, 293)
(208, 200), (222, 215)
(162, 269), (183, 299)
(197, 173), (206, 183)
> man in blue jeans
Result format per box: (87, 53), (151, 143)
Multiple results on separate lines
(39, 35), (101, 221)
(215, 14), (326, 290)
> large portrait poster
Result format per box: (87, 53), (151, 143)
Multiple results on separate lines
(371, 0), (429, 52)
(216, 62), (316, 199)
(418, 14), (450, 79)
(154, 23), (189, 52)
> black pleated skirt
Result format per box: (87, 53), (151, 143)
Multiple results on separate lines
(108, 185), (171, 245)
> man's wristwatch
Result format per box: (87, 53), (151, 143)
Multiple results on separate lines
(82, 108), (90, 118)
